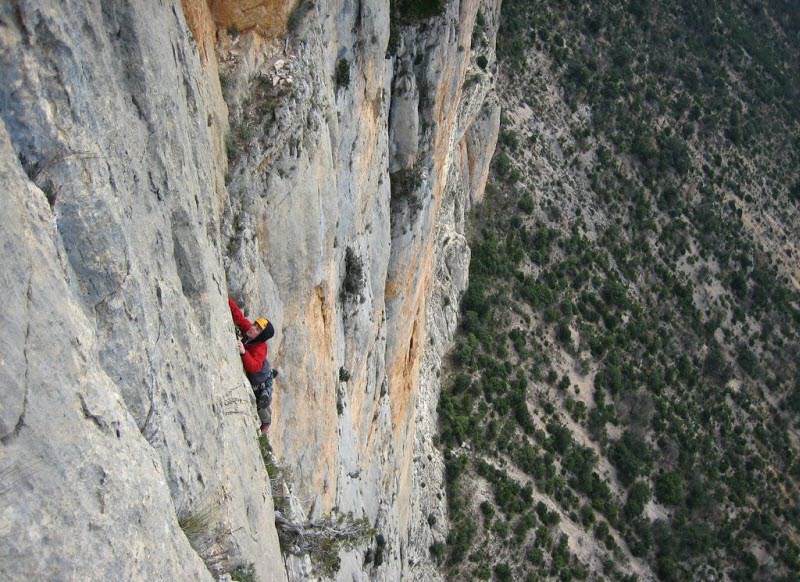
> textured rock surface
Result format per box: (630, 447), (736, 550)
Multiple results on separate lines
(0, 0), (499, 578)
(0, 119), (213, 580)
(404, 6), (502, 579)
(210, 0), (296, 37)
(0, 1), (284, 579)
(404, 98), (501, 569)
(217, 0), (500, 578)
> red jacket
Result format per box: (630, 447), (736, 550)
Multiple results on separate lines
(228, 297), (268, 375)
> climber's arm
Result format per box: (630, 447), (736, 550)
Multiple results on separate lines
(228, 297), (253, 334)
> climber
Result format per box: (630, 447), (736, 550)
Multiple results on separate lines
(228, 296), (278, 435)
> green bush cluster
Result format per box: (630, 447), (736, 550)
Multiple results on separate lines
(340, 247), (365, 303)
(437, 0), (800, 578)
(335, 58), (350, 90)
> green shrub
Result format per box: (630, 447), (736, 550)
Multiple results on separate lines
(374, 533), (386, 567)
(390, 165), (422, 210)
(429, 541), (446, 563)
(341, 247), (365, 303)
(474, 563), (492, 579)
(518, 194), (535, 214)
(494, 563), (513, 582)
(394, 0), (445, 22)
(335, 58), (350, 90)
(447, 518), (477, 563)
(480, 500), (495, 519)
(655, 471), (683, 505)
(336, 383), (345, 415)
(546, 421), (572, 455)
(736, 345), (759, 378)
(230, 563), (258, 582)
(609, 430), (653, 486)
(555, 321), (572, 346)
(527, 545), (544, 565)
(624, 481), (651, 518)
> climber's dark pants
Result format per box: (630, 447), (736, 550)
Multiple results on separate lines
(253, 381), (273, 425)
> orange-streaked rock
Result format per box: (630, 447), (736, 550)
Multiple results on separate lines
(209, 0), (296, 38)
(179, 0), (216, 59)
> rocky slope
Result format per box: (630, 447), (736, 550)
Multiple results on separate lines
(436, 0), (800, 580)
(0, 0), (499, 580)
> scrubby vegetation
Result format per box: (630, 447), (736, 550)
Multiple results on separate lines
(341, 246), (366, 304)
(438, 0), (799, 580)
(335, 58), (350, 91)
(261, 434), (373, 577)
(229, 563), (258, 582)
(394, 0), (445, 23)
(275, 512), (375, 578)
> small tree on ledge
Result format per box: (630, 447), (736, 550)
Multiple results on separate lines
(274, 511), (375, 578)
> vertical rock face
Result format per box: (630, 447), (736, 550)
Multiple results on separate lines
(0, 1), (284, 579)
(219, 0), (500, 577)
(402, 6), (502, 579)
(0, 0), (499, 580)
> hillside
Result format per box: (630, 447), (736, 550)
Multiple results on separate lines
(0, 0), (499, 580)
(437, 0), (800, 580)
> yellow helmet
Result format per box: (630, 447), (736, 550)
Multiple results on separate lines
(255, 318), (269, 330)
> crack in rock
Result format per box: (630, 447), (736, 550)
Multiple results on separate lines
(78, 393), (109, 435)
(3, 275), (33, 445)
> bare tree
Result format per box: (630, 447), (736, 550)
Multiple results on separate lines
(275, 511), (375, 577)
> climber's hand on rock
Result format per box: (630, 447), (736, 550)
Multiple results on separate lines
(237, 339), (245, 355)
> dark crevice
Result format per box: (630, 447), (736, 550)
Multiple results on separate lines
(3, 274), (33, 445)
(0, 387), (27, 446)
(140, 393), (158, 444)
(17, 151), (40, 181)
(106, 161), (116, 191)
(10, 3), (30, 45)
(16, 152), (57, 208)
(131, 94), (148, 123)
(78, 393), (108, 434)
(355, 0), (363, 31)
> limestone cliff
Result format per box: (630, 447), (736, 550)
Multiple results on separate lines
(0, 0), (499, 579)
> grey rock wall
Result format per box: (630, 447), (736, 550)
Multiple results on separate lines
(0, 1), (284, 579)
(219, 0), (500, 579)
(0, 0), (500, 579)
(404, 2), (502, 577)
(0, 119), (213, 580)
